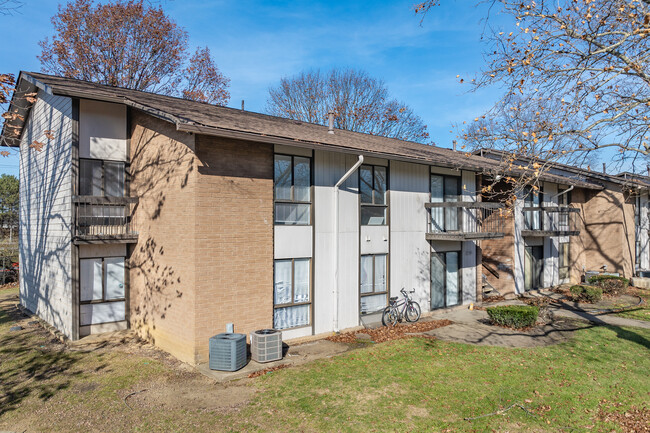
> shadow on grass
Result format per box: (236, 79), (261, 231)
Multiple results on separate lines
(0, 300), (108, 416)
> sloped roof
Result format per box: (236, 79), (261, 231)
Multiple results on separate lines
(1, 72), (602, 189)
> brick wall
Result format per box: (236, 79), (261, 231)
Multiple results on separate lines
(193, 135), (274, 364)
(572, 185), (636, 280)
(480, 210), (516, 296)
(129, 110), (197, 364)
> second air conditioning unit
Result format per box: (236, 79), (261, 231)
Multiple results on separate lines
(251, 329), (282, 363)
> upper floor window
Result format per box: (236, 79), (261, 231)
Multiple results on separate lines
(274, 154), (311, 225)
(430, 174), (460, 232)
(523, 186), (542, 230)
(360, 164), (387, 225)
(79, 159), (125, 197)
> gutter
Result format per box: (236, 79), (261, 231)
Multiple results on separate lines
(333, 155), (364, 333)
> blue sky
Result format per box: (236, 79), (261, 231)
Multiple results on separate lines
(1, 0), (511, 177)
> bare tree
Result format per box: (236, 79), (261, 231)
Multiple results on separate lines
(0, 0), (21, 15)
(418, 0), (650, 174)
(267, 68), (430, 143)
(38, 0), (229, 104)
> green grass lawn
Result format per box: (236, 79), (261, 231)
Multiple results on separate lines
(1, 283), (649, 432)
(614, 288), (650, 322)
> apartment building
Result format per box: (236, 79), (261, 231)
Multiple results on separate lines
(477, 149), (646, 296)
(4, 72), (647, 364)
(2, 72), (517, 364)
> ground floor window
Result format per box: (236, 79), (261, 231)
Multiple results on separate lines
(79, 256), (126, 326)
(431, 250), (461, 309)
(559, 242), (569, 280)
(360, 254), (388, 314)
(273, 258), (311, 330)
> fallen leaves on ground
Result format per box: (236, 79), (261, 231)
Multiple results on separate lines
(326, 319), (452, 344)
(598, 406), (650, 433)
(247, 364), (290, 379)
(482, 295), (506, 303)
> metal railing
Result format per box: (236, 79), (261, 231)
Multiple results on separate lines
(521, 206), (580, 236)
(73, 196), (138, 241)
(424, 202), (506, 240)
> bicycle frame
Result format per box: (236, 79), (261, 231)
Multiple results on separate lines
(388, 289), (413, 320)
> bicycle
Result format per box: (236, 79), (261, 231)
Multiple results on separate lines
(381, 288), (421, 326)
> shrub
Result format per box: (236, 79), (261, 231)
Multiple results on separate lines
(486, 305), (539, 329)
(569, 285), (602, 303)
(587, 275), (629, 294)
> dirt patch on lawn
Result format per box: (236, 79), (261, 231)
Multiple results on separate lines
(123, 375), (255, 412)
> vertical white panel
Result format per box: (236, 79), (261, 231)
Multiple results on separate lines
(19, 89), (73, 338)
(514, 192), (525, 294)
(640, 192), (650, 270)
(460, 171), (477, 302)
(389, 161), (431, 309)
(313, 150), (360, 333)
(543, 182), (559, 287)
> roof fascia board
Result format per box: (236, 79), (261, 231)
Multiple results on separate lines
(178, 123), (484, 173)
(476, 148), (626, 186)
(21, 73), (53, 95)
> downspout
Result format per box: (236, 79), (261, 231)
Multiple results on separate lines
(333, 155), (364, 333)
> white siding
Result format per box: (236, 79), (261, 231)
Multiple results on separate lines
(19, 90), (73, 338)
(313, 151), (360, 333)
(638, 192), (649, 270)
(461, 170), (477, 303)
(514, 192), (525, 294)
(389, 161), (430, 309)
(79, 99), (127, 161)
(274, 226), (313, 259)
(543, 182), (559, 287)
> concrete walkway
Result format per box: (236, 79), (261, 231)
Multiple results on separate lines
(422, 307), (585, 347)
(196, 299), (649, 382)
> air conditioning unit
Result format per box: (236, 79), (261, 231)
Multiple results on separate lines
(209, 333), (247, 371)
(251, 329), (282, 363)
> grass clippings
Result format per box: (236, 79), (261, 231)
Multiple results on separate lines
(326, 319), (452, 344)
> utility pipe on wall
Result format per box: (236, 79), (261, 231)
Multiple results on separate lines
(333, 155), (364, 333)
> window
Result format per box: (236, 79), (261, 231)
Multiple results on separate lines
(430, 174), (460, 232)
(523, 186), (542, 230)
(274, 155), (311, 225)
(559, 242), (570, 280)
(360, 254), (387, 314)
(273, 259), (311, 329)
(558, 186), (571, 230)
(79, 257), (126, 326)
(360, 165), (387, 225)
(79, 159), (125, 197)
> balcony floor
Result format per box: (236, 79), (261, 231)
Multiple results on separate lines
(73, 234), (139, 244)
(426, 232), (505, 241)
(521, 230), (580, 237)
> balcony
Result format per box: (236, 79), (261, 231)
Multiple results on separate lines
(520, 206), (580, 237)
(424, 202), (506, 241)
(73, 196), (139, 244)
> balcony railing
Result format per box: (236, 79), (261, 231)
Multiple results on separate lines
(73, 196), (139, 244)
(521, 206), (580, 237)
(424, 202), (506, 241)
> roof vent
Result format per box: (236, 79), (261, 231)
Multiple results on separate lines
(328, 111), (335, 134)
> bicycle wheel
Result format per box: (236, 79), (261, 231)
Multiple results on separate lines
(381, 306), (399, 326)
(405, 301), (421, 322)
